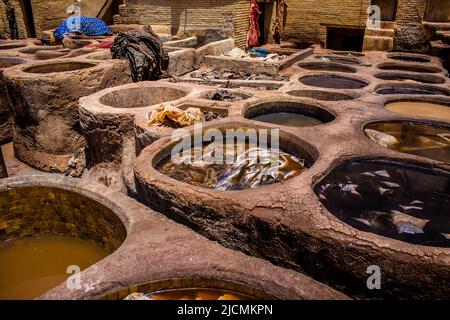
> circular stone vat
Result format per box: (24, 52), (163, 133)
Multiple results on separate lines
(299, 74), (368, 89)
(3, 58), (132, 172)
(297, 62), (356, 73)
(244, 100), (335, 127)
(153, 127), (315, 191)
(364, 121), (450, 163)
(286, 89), (356, 101)
(104, 278), (274, 300)
(375, 84), (450, 96)
(18, 46), (62, 55)
(385, 100), (450, 121)
(203, 89), (252, 102)
(332, 51), (365, 57)
(100, 86), (189, 109)
(377, 63), (442, 73)
(387, 54), (431, 63)
(315, 160), (450, 247)
(375, 72), (445, 84)
(23, 61), (96, 74)
(0, 181), (126, 299)
(314, 55), (361, 65)
(0, 57), (29, 145)
(0, 43), (26, 51)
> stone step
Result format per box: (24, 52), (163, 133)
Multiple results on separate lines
(423, 21), (450, 31)
(365, 27), (395, 37)
(436, 31), (450, 45)
(363, 35), (394, 52)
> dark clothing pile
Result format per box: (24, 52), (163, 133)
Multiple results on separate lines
(111, 26), (169, 82)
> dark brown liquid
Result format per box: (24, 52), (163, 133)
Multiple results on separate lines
(148, 289), (252, 300)
(252, 112), (323, 127)
(365, 122), (450, 163)
(300, 75), (367, 89)
(314, 161), (450, 247)
(158, 143), (307, 190)
(0, 234), (108, 300)
(385, 102), (450, 121)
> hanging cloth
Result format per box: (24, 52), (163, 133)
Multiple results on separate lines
(274, 0), (285, 44)
(246, 0), (261, 48)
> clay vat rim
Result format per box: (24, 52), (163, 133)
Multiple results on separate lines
(297, 72), (370, 90)
(135, 121), (319, 193)
(374, 83), (450, 96)
(374, 71), (447, 84)
(386, 53), (433, 63)
(101, 277), (277, 300)
(242, 99), (336, 127)
(284, 89), (359, 101)
(297, 61), (358, 73)
(199, 88), (254, 102)
(0, 56), (30, 70)
(313, 54), (362, 65)
(21, 60), (99, 75)
(375, 62), (445, 74)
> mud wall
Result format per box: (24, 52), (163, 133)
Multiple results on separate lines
(394, 0), (429, 52)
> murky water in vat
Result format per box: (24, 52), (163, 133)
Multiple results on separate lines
(252, 112), (323, 127)
(385, 101), (450, 121)
(147, 289), (252, 300)
(314, 161), (450, 247)
(300, 75), (366, 89)
(365, 122), (450, 162)
(158, 142), (307, 190)
(0, 234), (108, 300)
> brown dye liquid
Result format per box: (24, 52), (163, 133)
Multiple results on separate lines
(365, 122), (450, 162)
(148, 289), (252, 300)
(0, 234), (108, 300)
(158, 142), (307, 190)
(252, 112), (323, 127)
(385, 101), (450, 122)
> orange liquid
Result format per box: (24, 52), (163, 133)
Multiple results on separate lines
(0, 234), (108, 300)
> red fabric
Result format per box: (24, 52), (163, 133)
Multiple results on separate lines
(246, 0), (261, 48)
(84, 37), (114, 49)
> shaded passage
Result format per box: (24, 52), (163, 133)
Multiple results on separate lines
(315, 161), (450, 247)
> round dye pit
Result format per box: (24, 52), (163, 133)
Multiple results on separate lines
(314, 55), (361, 65)
(376, 85), (450, 96)
(387, 55), (431, 63)
(156, 128), (314, 190)
(286, 89), (356, 101)
(0, 185), (126, 299)
(332, 51), (365, 57)
(203, 89), (252, 102)
(0, 56), (29, 69)
(18, 46), (62, 55)
(104, 278), (273, 300)
(23, 61), (97, 74)
(364, 121), (450, 163)
(99, 86), (190, 109)
(297, 62), (356, 73)
(375, 72), (445, 84)
(385, 100), (450, 121)
(377, 63), (442, 74)
(244, 101), (335, 127)
(299, 74), (368, 89)
(314, 160), (450, 247)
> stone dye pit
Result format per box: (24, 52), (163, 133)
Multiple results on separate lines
(376, 84), (450, 96)
(364, 121), (450, 163)
(375, 73), (446, 84)
(314, 55), (361, 65)
(387, 54), (431, 63)
(0, 182), (126, 300)
(314, 160), (450, 247)
(297, 62), (357, 73)
(244, 100), (335, 127)
(299, 74), (368, 89)
(377, 63), (443, 74)
(385, 100), (450, 121)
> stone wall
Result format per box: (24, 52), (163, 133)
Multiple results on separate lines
(394, 0), (429, 52)
(0, 0), (27, 39)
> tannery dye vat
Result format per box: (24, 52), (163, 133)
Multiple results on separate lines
(364, 121), (450, 162)
(0, 235), (108, 300)
(375, 73), (446, 84)
(125, 289), (253, 300)
(297, 62), (357, 73)
(376, 85), (450, 96)
(377, 63), (443, 74)
(0, 183), (126, 299)
(299, 75), (368, 89)
(244, 100), (335, 127)
(314, 55), (361, 65)
(385, 101), (450, 121)
(0, 57), (29, 145)
(314, 160), (450, 247)
(387, 55), (431, 63)
(3, 58), (132, 172)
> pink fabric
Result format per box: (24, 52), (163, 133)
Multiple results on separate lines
(246, 0), (261, 48)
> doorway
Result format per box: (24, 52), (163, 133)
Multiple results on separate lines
(19, 0), (36, 38)
(371, 0), (397, 21)
(424, 0), (450, 22)
(257, 1), (274, 45)
(326, 27), (365, 52)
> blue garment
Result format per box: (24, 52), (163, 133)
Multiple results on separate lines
(53, 16), (111, 40)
